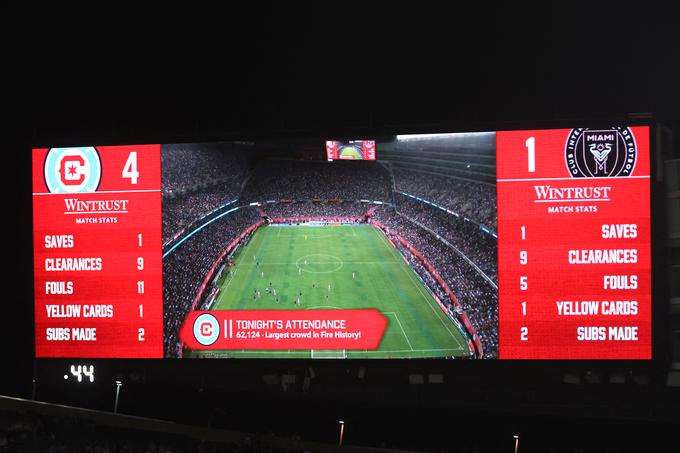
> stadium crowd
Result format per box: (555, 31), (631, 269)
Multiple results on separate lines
(163, 188), (239, 244)
(394, 194), (497, 281)
(161, 143), (249, 196)
(241, 159), (391, 202)
(262, 201), (371, 219)
(162, 144), (251, 243)
(392, 169), (497, 230)
(373, 208), (498, 358)
(163, 207), (262, 357)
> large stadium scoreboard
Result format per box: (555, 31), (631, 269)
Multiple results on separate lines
(326, 140), (376, 161)
(32, 126), (652, 359)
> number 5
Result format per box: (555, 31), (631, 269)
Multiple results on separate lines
(123, 152), (140, 184)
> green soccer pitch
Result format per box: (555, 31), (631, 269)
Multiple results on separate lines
(339, 146), (362, 159)
(187, 224), (470, 359)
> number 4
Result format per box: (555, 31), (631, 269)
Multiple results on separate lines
(123, 152), (140, 184)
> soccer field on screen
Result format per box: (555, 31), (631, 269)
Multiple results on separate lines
(188, 224), (469, 358)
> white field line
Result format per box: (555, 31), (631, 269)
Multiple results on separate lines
(385, 311), (413, 351)
(372, 227), (464, 350)
(215, 267), (238, 307)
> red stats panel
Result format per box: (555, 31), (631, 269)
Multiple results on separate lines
(32, 145), (163, 358)
(496, 127), (651, 359)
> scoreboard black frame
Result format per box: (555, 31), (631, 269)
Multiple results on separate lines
(28, 117), (670, 388)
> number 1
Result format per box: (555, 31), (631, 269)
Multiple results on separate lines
(525, 136), (535, 172)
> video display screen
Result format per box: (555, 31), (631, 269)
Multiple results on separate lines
(32, 126), (651, 359)
(326, 140), (376, 161)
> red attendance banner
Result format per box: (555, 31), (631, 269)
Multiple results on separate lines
(179, 309), (387, 350)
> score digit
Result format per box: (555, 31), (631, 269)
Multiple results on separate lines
(122, 152), (140, 184)
(525, 136), (535, 172)
(137, 257), (144, 270)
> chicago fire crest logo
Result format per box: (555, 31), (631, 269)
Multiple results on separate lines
(193, 313), (220, 346)
(565, 127), (637, 177)
(44, 147), (102, 193)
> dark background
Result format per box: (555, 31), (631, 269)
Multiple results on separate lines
(4, 2), (679, 451)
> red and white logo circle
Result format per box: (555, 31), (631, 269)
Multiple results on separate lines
(44, 147), (102, 193)
(193, 313), (220, 346)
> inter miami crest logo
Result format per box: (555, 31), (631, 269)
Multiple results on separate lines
(43, 147), (102, 193)
(565, 127), (637, 177)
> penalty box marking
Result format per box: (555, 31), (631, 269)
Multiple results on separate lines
(385, 311), (414, 351)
